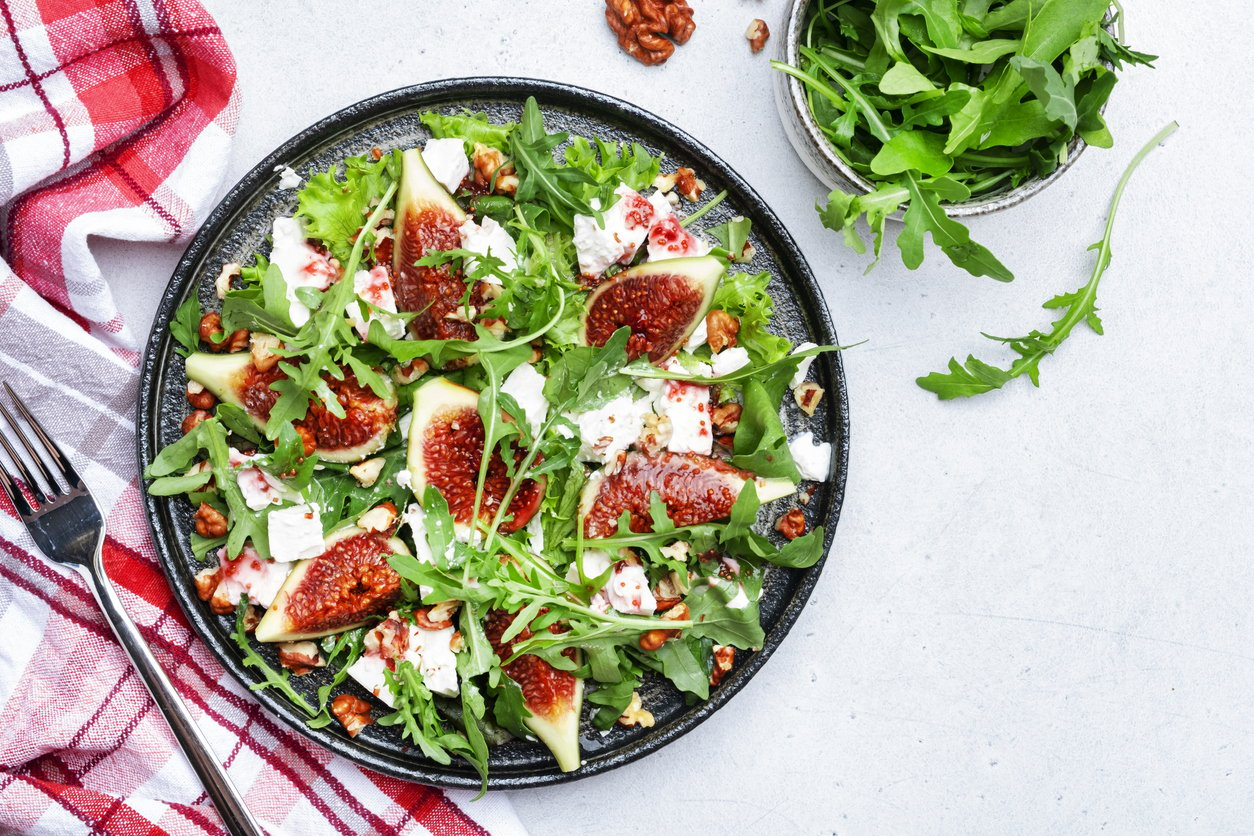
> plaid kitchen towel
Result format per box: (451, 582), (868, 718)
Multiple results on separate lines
(0, 1), (526, 833)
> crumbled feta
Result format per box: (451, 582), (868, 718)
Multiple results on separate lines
(656, 372), (712, 456)
(790, 341), (818, 388)
(229, 448), (298, 510)
(344, 265), (405, 340)
(605, 562), (657, 615)
(268, 503), (325, 563)
(564, 548), (613, 613)
(573, 185), (657, 277)
(500, 363), (549, 436)
(684, 316), (708, 353)
(270, 217), (338, 326)
(564, 392), (653, 464)
(274, 165), (302, 189)
(645, 193), (709, 262)
(347, 621), (461, 703)
(345, 654), (394, 706)
(398, 411), (414, 441)
(459, 216), (517, 277)
(788, 431), (832, 481)
(711, 346), (751, 377)
(403, 503), (435, 567)
(422, 137), (470, 194)
(527, 515), (545, 556)
(216, 545), (290, 608)
(395, 468), (413, 490)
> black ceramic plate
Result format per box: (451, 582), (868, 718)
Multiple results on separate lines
(137, 77), (851, 789)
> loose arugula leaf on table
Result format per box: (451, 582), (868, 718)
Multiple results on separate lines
(773, 0), (1156, 278)
(917, 122), (1176, 399)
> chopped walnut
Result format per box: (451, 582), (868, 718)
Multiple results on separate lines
(711, 644), (735, 686)
(250, 332), (282, 373)
(200, 311), (247, 352)
(182, 409), (211, 436)
(215, 262), (241, 299)
(241, 604), (260, 633)
(617, 691), (656, 728)
(349, 457), (386, 488)
(331, 694), (373, 737)
(652, 171), (677, 193)
(193, 502), (227, 538)
(193, 566), (222, 602)
(745, 18), (770, 53)
(711, 402), (742, 434)
(706, 309), (740, 353)
(674, 167), (705, 202)
(357, 501), (398, 533)
(186, 380), (216, 411)
(775, 508), (807, 540)
(605, 0), (696, 66)
(471, 143), (518, 195)
(391, 358), (430, 385)
(793, 381), (825, 416)
(277, 641), (324, 675)
(638, 413), (673, 455)
(424, 600), (460, 628)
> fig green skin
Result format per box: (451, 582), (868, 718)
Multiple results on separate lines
(255, 525), (411, 643)
(185, 350), (397, 463)
(579, 255), (724, 365)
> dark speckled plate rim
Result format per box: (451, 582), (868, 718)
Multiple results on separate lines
(137, 77), (852, 789)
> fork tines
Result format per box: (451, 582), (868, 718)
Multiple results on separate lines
(0, 382), (82, 517)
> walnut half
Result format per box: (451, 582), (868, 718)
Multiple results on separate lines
(605, 0), (696, 67)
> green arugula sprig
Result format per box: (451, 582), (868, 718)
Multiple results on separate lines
(774, 0), (1155, 278)
(231, 598), (317, 716)
(917, 121), (1176, 398)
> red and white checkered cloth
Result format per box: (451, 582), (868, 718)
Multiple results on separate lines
(0, 1), (526, 833)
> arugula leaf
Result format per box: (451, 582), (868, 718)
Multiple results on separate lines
(918, 122), (1176, 399)
(169, 294), (201, 357)
(708, 270), (793, 363)
(510, 97), (597, 228)
(232, 597), (317, 716)
(706, 216), (753, 263)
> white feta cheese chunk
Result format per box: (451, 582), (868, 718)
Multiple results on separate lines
(346, 654), (394, 706)
(268, 503), (325, 563)
(230, 448), (297, 511)
(499, 363), (549, 436)
(605, 562), (657, 615)
(422, 137), (470, 194)
(564, 548), (614, 613)
(270, 217), (338, 327)
(711, 346), (751, 377)
(408, 625), (459, 697)
(565, 392), (652, 464)
(645, 192), (710, 262)
(788, 431), (832, 481)
(656, 377), (712, 456)
(345, 265), (405, 340)
(458, 216), (517, 277)
(684, 316), (708, 353)
(216, 545), (290, 609)
(790, 341), (818, 388)
(395, 468), (413, 491)
(274, 164), (302, 190)
(526, 514), (546, 556)
(572, 185), (657, 277)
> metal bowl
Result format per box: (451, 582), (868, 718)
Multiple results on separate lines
(773, 0), (1090, 217)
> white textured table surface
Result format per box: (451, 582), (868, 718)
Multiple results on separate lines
(102, 1), (1254, 832)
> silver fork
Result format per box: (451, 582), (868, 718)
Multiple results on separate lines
(0, 383), (265, 836)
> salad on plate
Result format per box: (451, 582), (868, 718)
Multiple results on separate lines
(145, 97), (840, 786)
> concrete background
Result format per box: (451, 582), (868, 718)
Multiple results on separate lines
(100, 1), (1254, 832)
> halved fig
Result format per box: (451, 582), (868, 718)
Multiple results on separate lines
(485, 608), (583, 772)
(580, 450), (794, 539)
(406, 376), (544, 534)
(392, 147), (487, 343)
(580, 255), (724, 363)
(255, 525), (410, 642)
(185, 351), (396, 463)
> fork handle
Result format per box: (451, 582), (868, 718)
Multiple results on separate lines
(76, 559), (268, 836)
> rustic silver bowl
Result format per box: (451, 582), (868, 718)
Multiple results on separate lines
(773, 0), (1090, 217)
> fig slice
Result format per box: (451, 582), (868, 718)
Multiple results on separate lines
(485, 608), (583, 772)
(406, 376), (545, 535)
(580, 450), (794, 539)
(580, 255), (724, 364)
(392, 147), (486, 343)
(185, 351), (397, 463)
(255, 525), (410, 642)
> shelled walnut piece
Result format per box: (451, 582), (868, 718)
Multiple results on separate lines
(605, 0), (696, 66)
